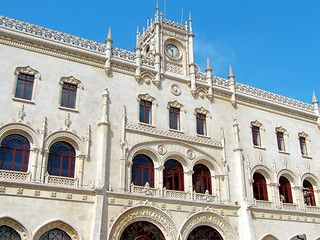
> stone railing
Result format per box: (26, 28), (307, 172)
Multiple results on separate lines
(130, 183), (158, 197)
(111, 47), (135, 61)
(130, 183), (216, 203)
(254, 199), (274, 208)
(195, 71), (207, 82)
(163, 189), (190, 199)
(305, 205), (320, 213)
(280, 202), (298, 211)
(0, 170), (31, 182)
(141, 55), (155, 67)
(212, 76), (230, 88)
(45, 174), (78, 187)
(162, 19), (186, 31)
(0, 15), (106, 53)
(235, 82), (314, 112)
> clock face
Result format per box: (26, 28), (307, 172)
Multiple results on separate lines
(166, 44), (180, 59)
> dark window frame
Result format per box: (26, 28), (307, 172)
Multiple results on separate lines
(61, 83), (77, 109)
(279, 176), (293, 204)
(303, 180), (316, 206)
(163, 159), (184, 191)
(139, 100), (152, 124)
(252, 172), (268, 201)
(192, 164), (212, 194)
(47, 141), (76, 178)
(169, 107), (180, 130)
(0, 134), (30, 172)
(196, 113), (206, 136)
(252, 126), (261, 146)
(299, 137), (307, 156)
(276, 131), (285, 151)
(15, 73), (34, 100)
(132, 154), (154, 187)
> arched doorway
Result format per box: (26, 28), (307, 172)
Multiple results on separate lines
(187, 225), (223, 240)
(120, 221), (165, 240)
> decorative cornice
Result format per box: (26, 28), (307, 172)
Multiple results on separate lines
(126, 122), (221, 147)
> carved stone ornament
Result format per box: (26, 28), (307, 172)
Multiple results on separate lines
(167, 100), (184, 112)
(275, 126), (287, 133)
(64, 113), (72, 129)
(194, 107), (210, 118)
(187, 149), (195, 160)
(14, 66), (41, 81)
(180, 212), (237, 240)
(59, 76), (83, 89)
(17, 104), (26, 122)
(171, 84), (181, 96)
(33, 220), (79, 240)
(298, 131), (309, 138)
(251, 120), (263, 128)
(141, 72), (155, 85)
(137, 93), (157, 106)
(108, 206), (178, 240)
(157, 145), (167, 155)
(44, 130), (84, 153)
(0, 217), (28, 240)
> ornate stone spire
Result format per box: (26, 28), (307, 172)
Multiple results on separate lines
(228, 64), (235, 79)
(228, 65), (236, 107)
(106, 27), (113, 43)
(189, 12), (193, 34)
(206, 58), (212, 71)
(313, 91), (318, 104)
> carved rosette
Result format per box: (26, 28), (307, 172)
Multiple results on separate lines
(108, 206), (178, 240)
(180, 212), (237, 240)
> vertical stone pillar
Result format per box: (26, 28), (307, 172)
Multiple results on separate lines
(186, 170), (194, 200)
(30, 148), (39, 182)
(158, 166), (164, 195)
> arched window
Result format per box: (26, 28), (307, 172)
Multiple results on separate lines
(279, 176), (293, 203)
(0, 225), (21, 240)
(48, 142), (76, 178)
(303, 180), (316, 206)
(163, 159), (184, 191)
(0, 134), (30, 172)
(39, 228), (71, 240)
(132, 154), (154, 187)
(253, 172), (268, 201)
(120, 221), (165, 240)
(193, 164), (212, 194)
(187, 225), (223, 240)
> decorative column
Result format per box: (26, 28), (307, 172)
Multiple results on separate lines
(120, 106), (128, 192)
(105, 28), (113, 75)
(154, 3), (161, 87)
(135, 28), (142, 81)
(127, 161), (133, 191)
(188, 13), (196, 95)
(77, 154), (85, 187)
(312, 92), (320, 127)
(158, 166), (165, 196)
(97, 88), (110, 188)
(39, 117), (47, 183)
(186, 170), (194, 200)
(228, 65), (236, 107)
(206, 58), (213, 100)
(31, 148), (39, 182)
(270, 183), (280, 208)
(293, 186), (304, 209)
(221, 127), (230, 202)
(233, 118), (256, 240)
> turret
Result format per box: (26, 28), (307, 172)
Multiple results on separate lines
(135, 26), (142, 81)
(312, 92), (320, 128)
(206, 58), (213, 100)
(188, 13), (196, 95)
(154, 1), (161, 87)
(105, 27), (113, 75)
(228, 65), (236, 107)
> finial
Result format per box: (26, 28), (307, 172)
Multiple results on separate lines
(313, 91), (318, 104)
(189, 12), (192, 21)
(136, 26), (139, 34)
(206, 58), (212, 70)
(228, 64), (235, 78)
(105, 27), (113, 43)
(156, 0), (159, 11)
(188, 12), (193, 34)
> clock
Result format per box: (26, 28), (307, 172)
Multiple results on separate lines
(166, 44), (180, 59)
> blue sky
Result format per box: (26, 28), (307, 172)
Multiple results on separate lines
(2, 0), (319, 104)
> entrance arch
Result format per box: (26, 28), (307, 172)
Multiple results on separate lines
(120, 221), (165, 240)
(180, 212), (236, 240)
(108, 206), (178, 240)
(187, 225), (223, 240)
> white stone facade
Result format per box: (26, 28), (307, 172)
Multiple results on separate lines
(0, 6), (320, 240)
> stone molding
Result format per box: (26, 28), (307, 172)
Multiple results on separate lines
(108, 206), (178, 240)
(180, 211), (237, 240)
(33, 220), (80, 240)
(59, 76), (83, 89)
(0, 217), (28, 240)
(44, 130), (84, 153)
(14, 66), (40, 81)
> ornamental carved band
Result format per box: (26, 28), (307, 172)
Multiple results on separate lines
(180, 211), (237, 240)
(108, 206), (178, 240)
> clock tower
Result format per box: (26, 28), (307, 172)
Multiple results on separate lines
(134, 2), (197, 93)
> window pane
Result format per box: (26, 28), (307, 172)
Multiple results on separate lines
(15, 80), (24, 98)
